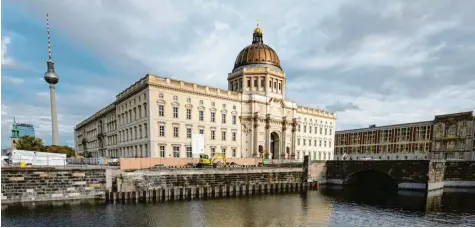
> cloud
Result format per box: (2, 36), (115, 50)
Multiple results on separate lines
(2, 0), (475, 147)
(1, 36), (15, 67)
(326, 101), (360, 112)
(2, 75), (25, 85)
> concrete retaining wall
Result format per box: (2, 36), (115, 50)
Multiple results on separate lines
(1, 167), (106, 204)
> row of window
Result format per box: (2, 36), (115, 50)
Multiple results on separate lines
(158, 124), (238, 141)
(118, 93), (147, 113)
(297, 138), (332, 148)
(118, 103), (148, 126)
(118, 124), (148, 142)
(109, 144), (149, 158)
(164, 94), (237, 110)
(229, 77), (283, 93)
(334, 143), (431, 154)
(158, 104), (237, 124)
(298, 125), (332, 136)
(158, 145), (238, 158)
(296, 150), (332, 161)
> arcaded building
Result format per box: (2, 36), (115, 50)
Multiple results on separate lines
(334, 111), (475, 161)
(74, 25), (337, 161)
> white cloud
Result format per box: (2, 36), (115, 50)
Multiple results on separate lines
(2, 75), (25, 85)
(1, 36), (15, 67)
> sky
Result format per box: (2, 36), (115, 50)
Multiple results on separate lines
(1, 0), (474, 149)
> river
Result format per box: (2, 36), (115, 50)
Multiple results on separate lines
(2, 188), (475, 227)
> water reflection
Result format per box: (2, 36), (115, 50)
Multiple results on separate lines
(2, 189), (475, 227)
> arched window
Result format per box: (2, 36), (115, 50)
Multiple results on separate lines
(133, 108), (137, 120)
(139, 125), (143, 138)
(138, 105), (142, 118)
(144, 124), (148, 138)
(134, 126), (137, 140)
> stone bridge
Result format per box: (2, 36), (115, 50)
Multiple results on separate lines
(309, 160), (446, 191)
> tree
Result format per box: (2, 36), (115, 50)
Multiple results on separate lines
(44, 145), (75, 157)
(16, 135), (45, 151)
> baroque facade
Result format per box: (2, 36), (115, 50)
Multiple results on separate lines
(74, 25), (336, 161)
(334, 111), (475, 161)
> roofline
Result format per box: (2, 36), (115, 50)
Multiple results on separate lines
(336, 120), (434, 134)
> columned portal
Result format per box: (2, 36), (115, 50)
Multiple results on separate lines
(270, 132), (280, 159)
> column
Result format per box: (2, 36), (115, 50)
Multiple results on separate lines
(265, 114), (271, 159)
(291, 118), (297, 160)
(253, 112), (259, 157)
(281, 117), (287, 161)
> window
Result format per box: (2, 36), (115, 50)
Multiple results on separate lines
(269, 80), (272, 87)
(211, 112), (216, 122)
(274, 81), (277, 88)
(211, 148), (216, 157)
(159, 93), (164, 98)
(159, 145), (165, 157)
(261, 79), (265, 88)
(320, 128), (322, 134)
(314, 139), (317, 147)
(232, 148), (236, 157)
(222, 148), (226, 156)
(199, 128), (204, 135)
(232, 115), (236, 125)
(199, 111), (204, 121)
(173, 127), (179, 138)
(139, 125), (143, 138)
(222, 104), (226, 109)
(324, 141), (327, 147)
(222, 114), (226, 124)
(304, 125), (307, 133)
(232, 132), (236, 141)
(186, 146), (192, 158)
(278, 83), (281, 90)
(254, 79), (258, 87)
(325, 128), (327, 135)
(159, 125), (165, 137)
(247, 80), (251, 87)
(222, 131), (226, 141)
(319, 140), (322, 147)
(297, 138), (300, 146)
(211, 130), (216, 140)
(233, 105), (236, 110)
(329, 129), (332, 135)
(303, 139), (306, 146)
(173, 95), (178, 101)
(211, 102), (215, 107)
(186, 109), (192, 120)
(144, 124), (148, 138)
(187, 98), (191, 103)
(187, 128), (192, 138)
(315, 127), (317, 134)
(309, 127), (312, 134)
(173, 107), (178, 118)
(173, 146), (180, 158)
(158, 105), (164, 117)
(298, 125), (301, 132)
(200, 100), (203, 105)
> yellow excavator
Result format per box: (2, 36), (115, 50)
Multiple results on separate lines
(196, 153), (226, 168)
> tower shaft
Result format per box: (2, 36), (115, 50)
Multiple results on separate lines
(49, 84), (59, 145)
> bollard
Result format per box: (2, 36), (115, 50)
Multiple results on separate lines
(190, 187), (195, 200)
(242, 185), (247, 196)
(248, 184), (253, 195)
(229, 185), (235, 196)
(221, 185), (227, 197)
(236, 184), (241, 197)
(164, 188), (169, 201)
(214, 186), (220, 198)
(198, 187), (204, 199)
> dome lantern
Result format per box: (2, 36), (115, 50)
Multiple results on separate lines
(233, 23), (282, 72)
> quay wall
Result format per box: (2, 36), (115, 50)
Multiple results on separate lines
(444, 161), (475, 187)
(1, 167), (106, 204)
(116, 167), (303, 192)
(119, 158), (260, 170)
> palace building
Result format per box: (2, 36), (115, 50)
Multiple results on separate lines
(334, 111), (475, 161)
(74, 24), (337, 160)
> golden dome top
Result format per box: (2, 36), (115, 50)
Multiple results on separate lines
(233, 23), (282, 72)
(254, 22), (263, 34)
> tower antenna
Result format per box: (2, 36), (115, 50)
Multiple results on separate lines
(46, 13), (53, 62)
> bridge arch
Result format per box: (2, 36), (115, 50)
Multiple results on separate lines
(344, 170), (398, 196)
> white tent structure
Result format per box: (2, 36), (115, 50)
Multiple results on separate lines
(10, 149), (67, 166)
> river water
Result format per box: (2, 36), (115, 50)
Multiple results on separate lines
(2, 188), (475, 227)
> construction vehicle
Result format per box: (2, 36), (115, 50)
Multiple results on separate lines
(196, 153), (226, 168)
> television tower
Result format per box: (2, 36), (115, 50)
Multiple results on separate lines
(44, 13), (60, 145)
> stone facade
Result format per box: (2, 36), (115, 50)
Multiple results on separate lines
(116, 168), (303, 192)
(74, 26), (336, 161)
(1, 168), (106, 203)
(335, 111), (475, 161)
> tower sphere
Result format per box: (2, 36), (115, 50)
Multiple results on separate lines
(44, 70), (59, 84)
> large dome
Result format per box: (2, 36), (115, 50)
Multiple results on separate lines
(233, 24), (281, 72)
